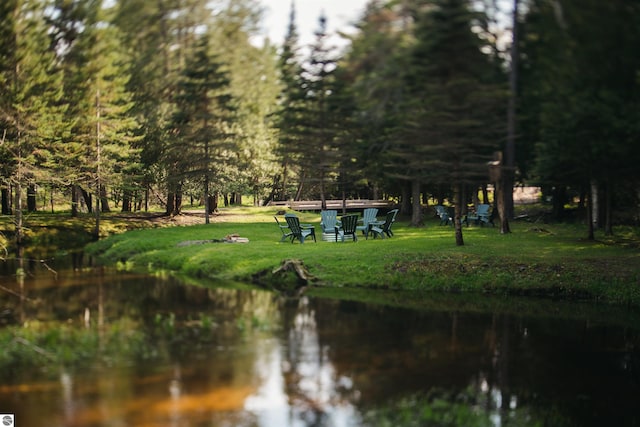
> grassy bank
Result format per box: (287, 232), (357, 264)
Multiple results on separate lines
(83, 206), (640, 307)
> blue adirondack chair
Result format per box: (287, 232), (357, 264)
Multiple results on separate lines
(465, 204), (494, 227)
(434, 205), (452, 226)
(356, 208), (379, 237)
(320, 210), (339, 233)
(284, 214), (316, 243)
(370, 209), (399, 239)
(335, 214), (359, 242)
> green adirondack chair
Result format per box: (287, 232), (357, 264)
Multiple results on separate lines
(274, 216), (293, 242)
(335, 214), (359, 242)
(284, 214), (316, 243)
(370, 209), (399, 239)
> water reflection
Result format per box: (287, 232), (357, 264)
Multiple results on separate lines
(0, 264), (639, 426)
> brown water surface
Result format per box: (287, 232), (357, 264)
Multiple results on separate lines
(0, 259), (639, 426)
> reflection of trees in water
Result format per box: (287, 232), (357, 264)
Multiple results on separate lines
(279, 296), (360, 426)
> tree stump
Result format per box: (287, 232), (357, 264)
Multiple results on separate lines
(252, 259), (314, 295)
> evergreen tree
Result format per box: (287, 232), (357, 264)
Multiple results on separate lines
(297, 13), (342, 208)
(208, 0), (280, 207)
(114, 0), (213, 215)
(274, 1), (309, 202)
(393, 0), (506, 243)
(0, 0), (67, 243)
(167, 35), (235, 223)
(343, 0), (415, 202)
(522, 0), (640, 238)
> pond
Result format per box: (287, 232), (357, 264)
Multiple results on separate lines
(1, 257), (639, 427)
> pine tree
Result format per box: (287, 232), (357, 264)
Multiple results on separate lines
(393, 0), (506, 243)
(297, 13), (342, 208)
(167, 35), (235, 224)
(0, 0), (67, 244)
(208, 0), (280, 207)
(343, 0), (415, 201)
(274, 1), (308, 201)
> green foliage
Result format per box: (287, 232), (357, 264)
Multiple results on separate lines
(362, 389), (558, 427)
(521, 0), (640, 226)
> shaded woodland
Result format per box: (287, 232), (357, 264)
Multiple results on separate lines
(1, 0), (639, 242)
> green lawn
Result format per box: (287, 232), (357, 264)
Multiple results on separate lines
(82, 206), (640, 307)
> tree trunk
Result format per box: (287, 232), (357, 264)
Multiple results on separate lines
(209, 193), (218, 213)
(121, 191), (132, 212)
(166, 183), (182, 215)
(503, 0), (520, 221)
(320, 170), (327, 210)
(27, 184), (37, 212)
(14, 182), (23, 246)
(410, 178), (422, 226)
(496, 177), (511, 234)
(604, 181), (613, 236)
(71, 185), (78, 217)
(1, 186), (11, 215)
(453, 183), (464, 246)
(552, 186), (566, 221)
(100, 185), (110, 213)
(166, 191), (175, 215)
(586, 183), (595, 240)
(81, 188), (92, 213)
(400, 181), (411, 215)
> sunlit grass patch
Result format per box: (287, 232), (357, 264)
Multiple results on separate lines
(69, 207), (640, 306)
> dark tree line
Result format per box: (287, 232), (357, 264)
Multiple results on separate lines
(1, 0), (639, 244)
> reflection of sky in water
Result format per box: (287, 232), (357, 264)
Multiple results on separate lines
(245, 297), (361, 426)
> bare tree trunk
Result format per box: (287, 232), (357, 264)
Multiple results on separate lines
(14, 182), (23, 246)
(27, 184), (37, 212)
(411, 178), (423, 226)
(586, 183), (595, 240)
(604, 180), (613, 236)
(71, 184), (78, 217)
(100, 185), (110, 213)
(454, 183), (464, 246)
(500, 0), (520, 228)
(400, 181), (411, 215)
(496, 177), (511, 234)
(2, 186), (12, 215)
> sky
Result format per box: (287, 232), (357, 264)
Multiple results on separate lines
(256, 0), (370, 48)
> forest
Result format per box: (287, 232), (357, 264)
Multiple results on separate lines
(1, 0), (639, 241)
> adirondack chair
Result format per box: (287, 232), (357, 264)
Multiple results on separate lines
(274, 216), (293, 242)
(284, 214), (316, 243)
(335, 214), (359, 242)
(356, 207), (378, 237)
(320, 210), (339, 233)
(370, 209), (399, 239)
(434, 205), (452, 226)
(465, 204), (494, 227)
